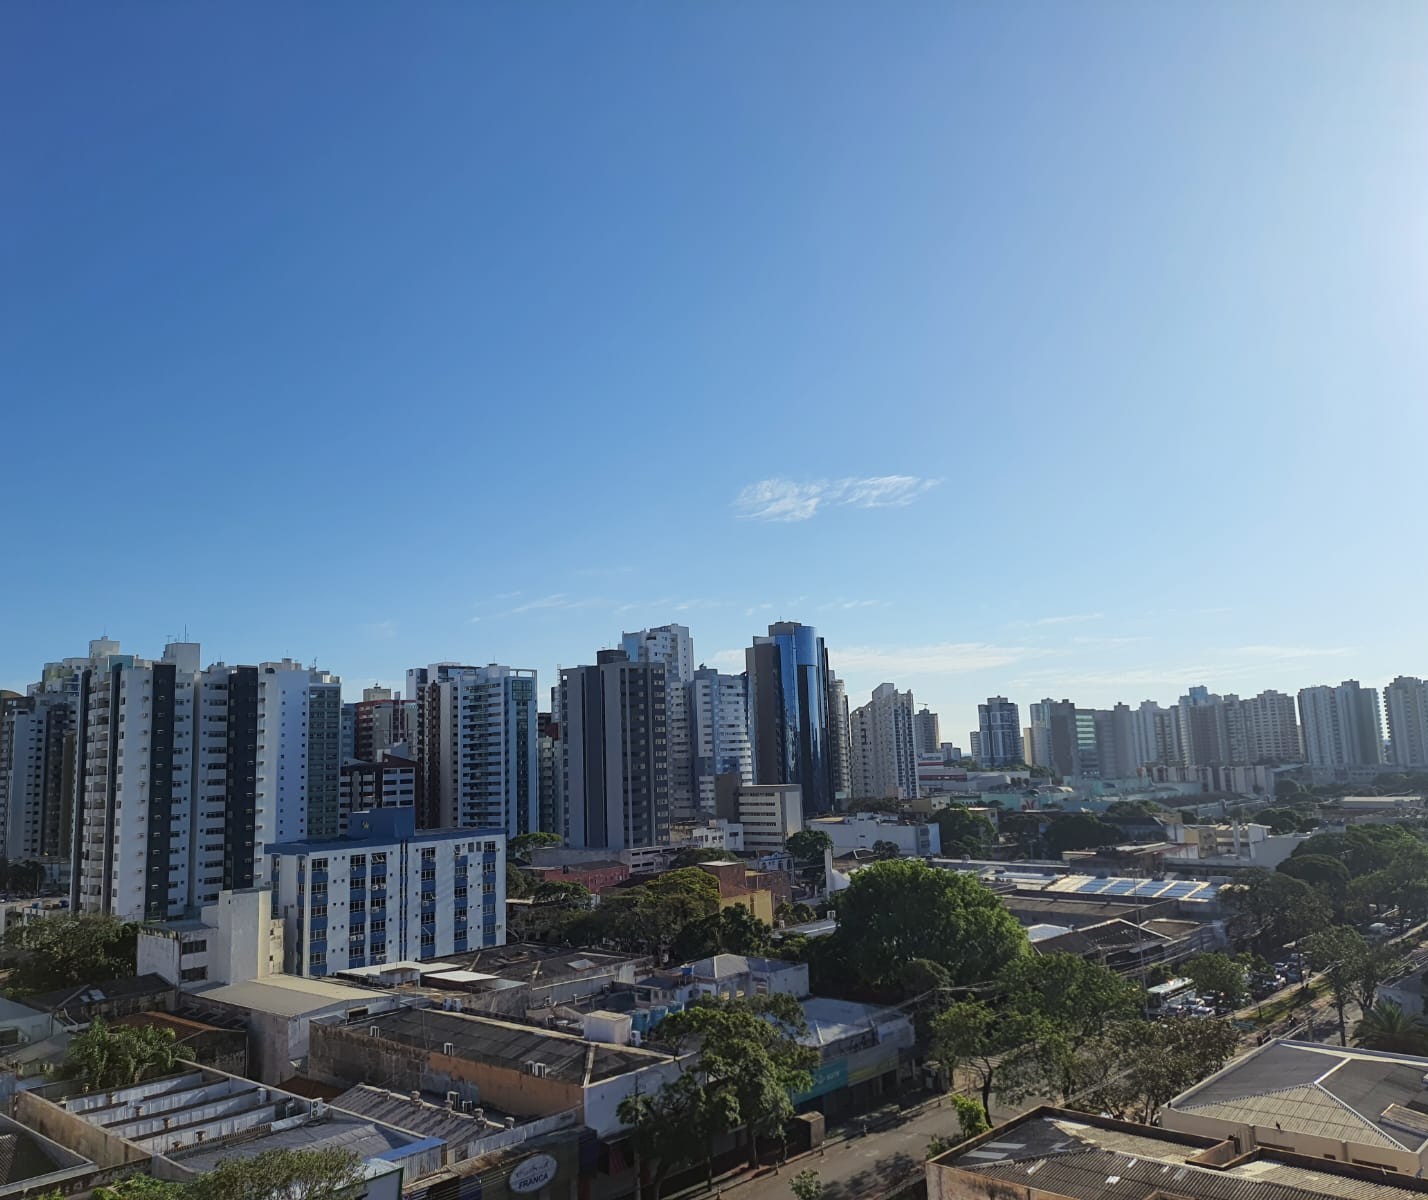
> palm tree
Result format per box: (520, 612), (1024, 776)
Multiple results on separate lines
(1354, 1001), (1428, 1054)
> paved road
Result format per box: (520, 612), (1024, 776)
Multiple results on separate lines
(714, 1101), (960, 1200)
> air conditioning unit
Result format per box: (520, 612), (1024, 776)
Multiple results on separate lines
(369, 1025), (380, 1037)
(523, 1060), (549, 1078)
(443, 1041), (454, 1056)
(447, 1090), (460, 1107)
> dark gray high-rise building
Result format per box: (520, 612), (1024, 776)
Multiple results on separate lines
(560, 650), (670, 850)
(746, 622), (833, 816)
(974, 697), (1023, 768)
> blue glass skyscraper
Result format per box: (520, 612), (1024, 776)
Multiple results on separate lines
(745, 621), (833, 816)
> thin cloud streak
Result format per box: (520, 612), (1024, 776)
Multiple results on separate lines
(734, 475), (940, 522)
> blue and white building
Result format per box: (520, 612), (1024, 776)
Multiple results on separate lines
(268, 808), (506, 978)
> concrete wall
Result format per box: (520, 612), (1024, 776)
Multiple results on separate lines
(1159, 1106), (1424, 1176)
(13, 1090), (150, 1171)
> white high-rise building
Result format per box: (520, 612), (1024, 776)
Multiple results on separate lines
(688, 667), (751, 814)
(414, 664), (539, 838)
(1298, 681), (1384, 769)
(76, 641), (202, 922)
(1385, 676), (1428, 769)
(1130, 701), (1182, 768)
(849, 683), (920, 801)
(73, 642), (345, 922)
(622, 625), (696, 824)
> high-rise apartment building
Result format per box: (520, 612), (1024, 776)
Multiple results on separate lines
(1298, 681), (1383, 769)
(346, 688), (416, 763)
(1130, 701), (1182, 768)
(1236, 690), (1302, 764)
(1385, 677), (1428, 769)
(0, 688), (76, 862)
(1092, 703), (1138, 779)
(974, 697), (1023, 768)
(746, 622), (833, 816)
(560, 650), (670, 850)
(826, 671), (852, 807)
(913, 707), (941, 758)
(622, 625), (696, 824)
(1026, 701), (1054, 773)
(72, 641), (346, 922)
(688, 667), (751, 815)
(1031, 699), (1085, 779)
(411, 664), (539, 838)
(849, 683), (920, 800)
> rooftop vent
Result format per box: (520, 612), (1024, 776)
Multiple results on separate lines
(522, 1060), (549, 1078)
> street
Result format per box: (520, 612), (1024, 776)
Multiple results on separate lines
(713, 1101), (959, 1200)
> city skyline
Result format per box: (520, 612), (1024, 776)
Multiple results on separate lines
(7, 3), (1428, 745)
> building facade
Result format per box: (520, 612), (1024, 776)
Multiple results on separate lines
(746, 623), (834, 816)
(268, 807), (506, 977)
(688, 667), (752, 815)
(973, 696), (1023, 768)
(1298, 680), (1384, 768)
(826, 671), (852, 808)
(622, 625), (696, 824)
(849, 683), (920, 800)
(411, 664), (539, 838)
(912, 706), (941, 759)
(1385, 676), (1428, 769)
(560, 650), (670, 851)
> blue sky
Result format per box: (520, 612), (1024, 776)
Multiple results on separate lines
(4, 2), (1427, 740)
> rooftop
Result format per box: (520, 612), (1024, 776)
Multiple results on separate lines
(936, 1107), (1428, 1200)
(799, 997), (909, 1049)
(330, 1084), (509, 1144)
(356, 1007), (674, 1083)
(1169, 1039), (1428, 1153)
(189, 974), (386, 1018)
(29, 973), (174, 1014)
(685, 953), (804, 980)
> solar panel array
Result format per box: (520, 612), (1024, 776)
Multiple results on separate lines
(1066, 876), (1218, 901)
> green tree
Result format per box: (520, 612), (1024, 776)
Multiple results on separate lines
(66, 1019), (180, 1089)
(870, 840), (902, 860)
(997, 953), (1139, 1044)
(618, 1071), (738, 1199)
(2, 912), (138, 996)
(186, 1148), (365, 1200)
(657, 995), (819, 1169)
(1043, 813), (1119, 857)
(934, 807), (995, 856)
(530, 880), (592, 907)
(1183, 952), (1249, 1006)
(952, 1093), (991, 1139)
(1256, 807), (1302, 835)
(1276, 854), (1351, 916)
(507, 831), (562, 864)
(1079, 1017), (1239, 1124)
(1223, 870), (1331, 953)
(672, 904), (775, 961)
(786, 829), (833, 865)
(789, 1169), (824, 1200)
(834, 859), (1027, 994)
(847, 797), (901, 814)
(1355, 1001), (1428, 1054)
(93, 1178), (186, 1200)
(1304, 926), (1369, 1046)
(928, 1000), (1040, 1124)
(670, 847), (729, 869)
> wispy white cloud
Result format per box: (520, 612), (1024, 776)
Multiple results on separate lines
(359, 620), (398, 640)
(1229, 644), (1351, 660)
(734, 475), (940, 522)
(709, 649), (746, 670)
(507, 593), (606, 615)
(1010, 612), (1104, 628)
(817, 599), (887, 611)
(834, 642), (1038, 677)
(1071, 635), (1148, 647)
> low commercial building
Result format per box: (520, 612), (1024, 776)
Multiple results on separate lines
(308, 1007), (684, 1138)
(525, 859), (630, 893)
(927, 1105), (1428, 1200)
(808, 812), (941, 858)
(713, 778), (804, 852)
(269, 808), (507, 977)
(14, 1066), (437, 1199)
(636, 954), (810, 1005)
(1163, 1039), (1428, 1174)
(795, 996), (914, 1118)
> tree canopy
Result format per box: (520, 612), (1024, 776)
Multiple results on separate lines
(1044, 813), (1119, 857)
(1183, 952), (1248, 1006)
(3, 913), (137, 996)
(656, 994), (818, 1168)
(934, 806), (995, 856)
(66, 1018), (180, 1090)
(833, 859), (1027, 993)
